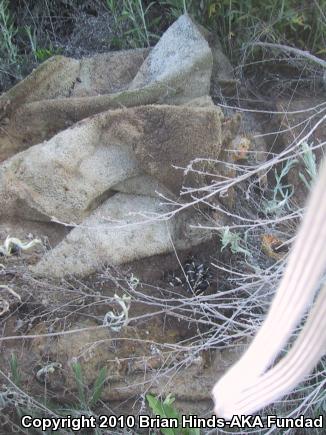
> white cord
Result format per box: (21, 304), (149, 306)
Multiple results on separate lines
(212, 158), (326, 418)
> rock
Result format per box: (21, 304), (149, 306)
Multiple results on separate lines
(31, 193), (211, 278)
(130, 105), (223, 195)
(0, 13), (248, 418)
(196, 23), (238, 95)
(111, 174), (173, 198)
(0, 14), (239, 279)
(0, 56), (80, 108)
(0, 104), (223, 224)
(20, 317), (245, 406)
(0, 113), (140, 223)
(0, 15), (214, 160)
(129, 14), (213, 104)
(71, 49), (150, 98)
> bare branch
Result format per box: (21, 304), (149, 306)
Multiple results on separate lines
(250, 42), (326, 69)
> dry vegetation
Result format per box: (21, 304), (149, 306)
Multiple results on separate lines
(0, 1), (325, 434)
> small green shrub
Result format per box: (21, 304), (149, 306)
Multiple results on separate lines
(0, 0), (18, 64)
(299, 141), (318, 189)
(264, 142), (318, 216)
(25, 25), (59, 62)
(1, 0), (325, 92)
(264, 158), (297, 216)
(168, 0), (326, 56)
(9, 353), (21, 387)
(220, 227), (252, 257)
(3, 356), (108, 432)
(72, 362), (107, 410)
(146, 393), (200, 435)
(105, 0), (156, 49)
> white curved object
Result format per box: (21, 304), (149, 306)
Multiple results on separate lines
(212, 157), (326, 418)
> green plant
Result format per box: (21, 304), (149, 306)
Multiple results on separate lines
(146, 393), (200, 435)
(25, 26), (58, 62)
(163, 0), (326, 58)
(0, 0), (18, 64)
(71, 362), (107, 410)
(163, 0), (187, 18)
(9, 354), (21, 387)
(4, 357), (107, 432)
(34, 48), (55, 62)
(106, 0), (156, 49)
(264, 158), (297, 216)
(220, 227), (252, 257)
(264, 142), (318, 216)
(299, 141), (318, 190)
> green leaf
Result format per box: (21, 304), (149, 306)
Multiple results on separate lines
(35, 48), (54, 62)
(184, 426), (201, 435)
(71, 362), (87, 408)
(10, 353), (21, 387)
(89, 366), (107, 407)
(146, 394), (179, 435)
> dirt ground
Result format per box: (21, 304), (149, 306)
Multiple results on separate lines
(0, 5), (325, 432)
(1, 87), (326, 432)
